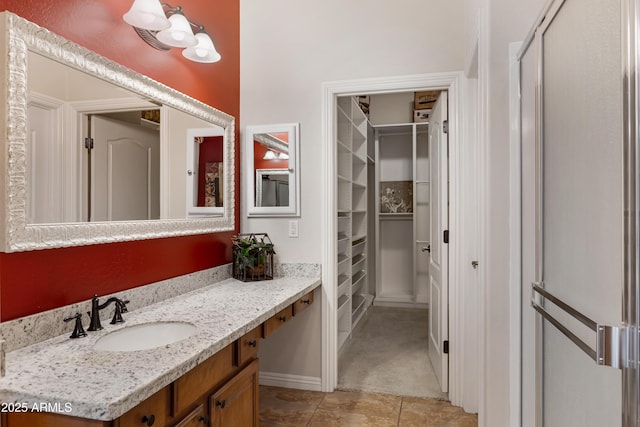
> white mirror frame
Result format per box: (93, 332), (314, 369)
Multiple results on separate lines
(245, 123), (300, 217)
(0, 12), (235, 252)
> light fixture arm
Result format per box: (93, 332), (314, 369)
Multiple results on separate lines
(160, 3), (205, 34)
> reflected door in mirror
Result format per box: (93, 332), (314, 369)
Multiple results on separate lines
(186, 126), (225, 217)
(194, 135), (224, 208)
(89, 114), (160, 222)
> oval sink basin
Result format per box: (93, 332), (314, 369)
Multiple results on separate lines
(94, 321), (197, 352)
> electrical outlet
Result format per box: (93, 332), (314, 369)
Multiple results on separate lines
(288, 220), (299, 238)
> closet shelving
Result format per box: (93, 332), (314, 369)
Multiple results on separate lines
(336, 96), (374, 350)
(375, 123), (430, 307)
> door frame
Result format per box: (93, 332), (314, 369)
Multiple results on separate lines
(320, 71), (482, 411)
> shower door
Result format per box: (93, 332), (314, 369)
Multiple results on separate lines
(522, 0), (639, 425)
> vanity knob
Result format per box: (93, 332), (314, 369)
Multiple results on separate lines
(247, 339), (257, 347)
(215, 399), (226, 409)
(141, 414), (155, 426)
(279, 316), (287, 322)
(302, 299), (311, 305)
(199, 415), (210, 424)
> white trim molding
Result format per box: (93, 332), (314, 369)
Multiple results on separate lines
(509, 41), (523, 427)
(259, 372), (322, 391)
(321, 71), (477, 412)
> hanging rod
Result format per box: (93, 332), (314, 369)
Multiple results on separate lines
(531, 282), (623, 369)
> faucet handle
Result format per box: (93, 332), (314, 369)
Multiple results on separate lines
(120, 299), (130, 313)
(63, 313), (87, 339)
(110, 300), (129, 325)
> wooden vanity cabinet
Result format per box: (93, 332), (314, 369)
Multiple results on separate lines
(2, 289), (316, 427)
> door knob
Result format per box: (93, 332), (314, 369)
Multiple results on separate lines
(421, 245), (431, 253)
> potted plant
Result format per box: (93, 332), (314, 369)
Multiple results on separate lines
(232, 233), (275, 281)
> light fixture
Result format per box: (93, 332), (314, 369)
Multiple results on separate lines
(263, 150), (277, 160)
(123, 1), (221, 63)
(183, 29), (221, 63)
(123, 0), (171, 31)
(278, 152), (289, 160)
(155, 8), (197, 48)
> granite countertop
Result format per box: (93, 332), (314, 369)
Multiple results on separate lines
(0, 276), (321, 421)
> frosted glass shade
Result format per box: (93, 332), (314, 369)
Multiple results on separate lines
(156, 12), (197, 48)
(263, 150), (277, 160)
(183, 32), (221, 63)
(123, 0), (170, 31)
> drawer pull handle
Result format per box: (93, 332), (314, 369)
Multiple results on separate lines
(302, 299), (311, 305)
(199, 415), (210, 424)
(248, 339), (257, 347)
(216, 399), (226, 409)
(279, 316), (287, 322)
(141, 414), (155, 426)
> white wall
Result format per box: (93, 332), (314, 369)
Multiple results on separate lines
(462, 0), (546, 425)
(241, 0), (466, 380)
(242, 0), (553, 423)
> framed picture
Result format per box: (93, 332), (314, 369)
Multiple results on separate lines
(380, 181), (413, 213)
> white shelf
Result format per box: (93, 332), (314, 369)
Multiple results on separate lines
(336, 95), (372, 351)
(379, 213), (413, 221)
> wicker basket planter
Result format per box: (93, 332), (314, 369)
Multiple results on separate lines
(232, 233), (275, 281)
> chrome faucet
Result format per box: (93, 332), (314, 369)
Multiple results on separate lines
(87, 294), (130, 331)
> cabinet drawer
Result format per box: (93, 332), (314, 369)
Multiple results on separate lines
(293, 291), (314, 315)
(117, 385), (170, 427)
(262, 305), (293, 338)
(236, 325), (261, 367)
(173, 404), (207, 427)
(174, 344), (234, 415)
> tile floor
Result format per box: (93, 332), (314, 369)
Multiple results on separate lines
(259, 385), (478, 427)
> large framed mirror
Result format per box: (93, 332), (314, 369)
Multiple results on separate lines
(0, 12), (235, 252)
(245, 123), (300, 216)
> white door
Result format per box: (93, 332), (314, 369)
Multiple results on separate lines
(90, 115), (160, 221)
(427, 92), (449, 393)
(521, 0), (626, 425)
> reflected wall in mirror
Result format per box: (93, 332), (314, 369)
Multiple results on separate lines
(0, 12), (235, 252)
(245, 123), (300, 216)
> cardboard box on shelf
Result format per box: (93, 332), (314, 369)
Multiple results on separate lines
(414, 90), (440, 110)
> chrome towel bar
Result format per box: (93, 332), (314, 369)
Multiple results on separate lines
(531, 282), (623, 369)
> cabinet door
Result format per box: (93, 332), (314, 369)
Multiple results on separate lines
(173, 404), (208, 427)
(209, 359), (259, 427)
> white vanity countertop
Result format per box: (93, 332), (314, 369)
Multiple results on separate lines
(0, 276), (321, 421)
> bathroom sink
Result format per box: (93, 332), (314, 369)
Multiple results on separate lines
(94, 321), (197, 352)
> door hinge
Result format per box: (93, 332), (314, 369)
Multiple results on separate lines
(443, 340), (449, 354)
(443, 120), (449, 134)
(443, 230), (449, 244)
(84, 137), (94, 150)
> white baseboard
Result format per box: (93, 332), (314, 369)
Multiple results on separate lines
(259, 371), (322, 391)
(373, 300), (428, 309)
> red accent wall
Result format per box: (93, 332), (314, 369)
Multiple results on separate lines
(0, 0), (240, 321)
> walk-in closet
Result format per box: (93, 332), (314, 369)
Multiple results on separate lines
(335, 90), (448, 398)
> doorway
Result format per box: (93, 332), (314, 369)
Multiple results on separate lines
(321, 71), (480, 411)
